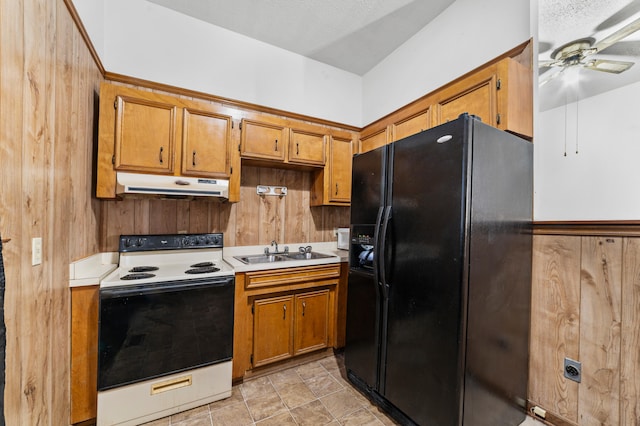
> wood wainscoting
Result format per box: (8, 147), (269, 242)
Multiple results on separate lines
(530, 223), (640, 425)
(0, 1), (103, 424)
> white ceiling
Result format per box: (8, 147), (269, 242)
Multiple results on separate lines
(539, 0), (640, 110)
(145, 0), (456, 75)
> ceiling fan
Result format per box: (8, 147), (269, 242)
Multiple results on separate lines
(539, 15), (640, 86)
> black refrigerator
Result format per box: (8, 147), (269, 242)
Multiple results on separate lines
(345, 114), (532, 426)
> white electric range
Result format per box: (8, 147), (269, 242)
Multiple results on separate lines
(97, 233), (235, 426)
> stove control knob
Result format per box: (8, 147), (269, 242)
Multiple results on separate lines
(124, 238), (133, 248)
(182, 237), (191, 247)
(136, 238), (144, 247)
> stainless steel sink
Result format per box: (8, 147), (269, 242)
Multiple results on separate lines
(234, 251), (335, 264)
(282, 252), (335, 261)
(233, 254), (289, 264)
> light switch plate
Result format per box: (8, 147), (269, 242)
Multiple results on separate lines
(32, 237), (42, 266)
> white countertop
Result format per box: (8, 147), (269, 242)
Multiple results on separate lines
(69, 252), (119, 287)
(223, 241), (348, 272)
(68, 243), (349, 286)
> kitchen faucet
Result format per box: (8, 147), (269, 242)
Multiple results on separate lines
(264, 240), (288, 255)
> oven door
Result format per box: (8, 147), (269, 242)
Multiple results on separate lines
(98, 276), (234, 391)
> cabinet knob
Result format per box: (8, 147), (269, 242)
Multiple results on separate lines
(275, 139), (278, 152)
(192, 150), (196, 166)
(296, 142), (299, 156)
(335, 183), (339, 195)
(302, 301), (306, 316)
(283, 304), (287, 319)
(159, 146), (164, 164)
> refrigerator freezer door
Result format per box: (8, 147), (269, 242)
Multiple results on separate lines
(382, 119), (470, 426)
(344, 269), (382, 390)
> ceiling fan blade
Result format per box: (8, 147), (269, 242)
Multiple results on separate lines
(538, 59), (556, 69)
(584, 59), (635, 73)
(539, 68), (565, 87)
(594, 16), (640, 53)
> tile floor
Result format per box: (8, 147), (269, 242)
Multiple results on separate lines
(142, 352), (546, 426)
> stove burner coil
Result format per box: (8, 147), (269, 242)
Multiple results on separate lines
(129, 266), (159, 273)
(185, 266), (220, 274)
(190, 262), (215, 268)
(121, 273), (156, 280)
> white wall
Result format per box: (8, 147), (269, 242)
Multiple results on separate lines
(99, 0), (363, 126)
(534, 80), (640, 220)
(361, 0), (531, 124)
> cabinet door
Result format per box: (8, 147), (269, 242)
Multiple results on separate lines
(289, 129), (325, 166)
(114, 95), (177, 173)
(294, 290), (330, 355)
(360, 128), (388, 154)
(253, 295), (294, 367)
(392, 109), (431, 142)
(181, 108), (231, 177)
(71, 286), (99, 424)
(436, 74), (496, 127)
(241, 119), (287, 161)
(328, 136), (353, 203)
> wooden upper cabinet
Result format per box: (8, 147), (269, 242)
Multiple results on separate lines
(288, 129), (325, 166)
(436, 73), (496, 126)
(181, 108), (231, 177)
(359, 45), (533, 153)
(311, 133), (354, 206)
(433, 57), (532, 138)
(329, 136), (352, 203)
(359, 127), (388, 154)
(114, 95), (177, 174)
(240, 119), (287, 162)
(391, 108), (431, 142)
(96, 82), (238, 200)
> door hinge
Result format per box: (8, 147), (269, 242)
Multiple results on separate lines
(239, 122), (242, 130)
(238, 143), (241, 152)
(250, 354), (253, 365)
(231, 121), (234, 129)
(230, 166), (233, 174)
(496, 78), (502, 90)
(113, 98), (118, 109)
(112, 155), (115, 165)
(496, 113), (501, 124)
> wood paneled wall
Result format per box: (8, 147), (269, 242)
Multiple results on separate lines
(0, 1), (103, 424)
(100, 166), (350, 251)
(530, 234), (640, 425)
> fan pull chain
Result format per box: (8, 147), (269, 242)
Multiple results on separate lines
(564, 93), (568, 157)
(575, 84), (579, 155)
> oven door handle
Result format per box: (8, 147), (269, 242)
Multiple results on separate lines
(100, 277), (234, 299)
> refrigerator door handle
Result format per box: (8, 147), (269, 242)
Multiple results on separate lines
(379, 206), (392, 297)
(373, 206), (384, 289)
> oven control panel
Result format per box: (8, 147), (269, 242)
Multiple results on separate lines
(119, 233), (224, 252)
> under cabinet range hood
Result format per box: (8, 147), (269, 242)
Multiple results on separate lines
(116, 172), (229, 199)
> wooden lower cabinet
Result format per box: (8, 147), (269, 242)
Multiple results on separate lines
(253, 295), (294, 367)
(252, 289), (330, 367)
(70, 285), (99, 424)
(293, 289), (330, 355)
(233, 264), (342, 379)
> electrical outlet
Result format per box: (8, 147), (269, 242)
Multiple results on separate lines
(32, 237), (42, 266)
(564, 357), (582, 383)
